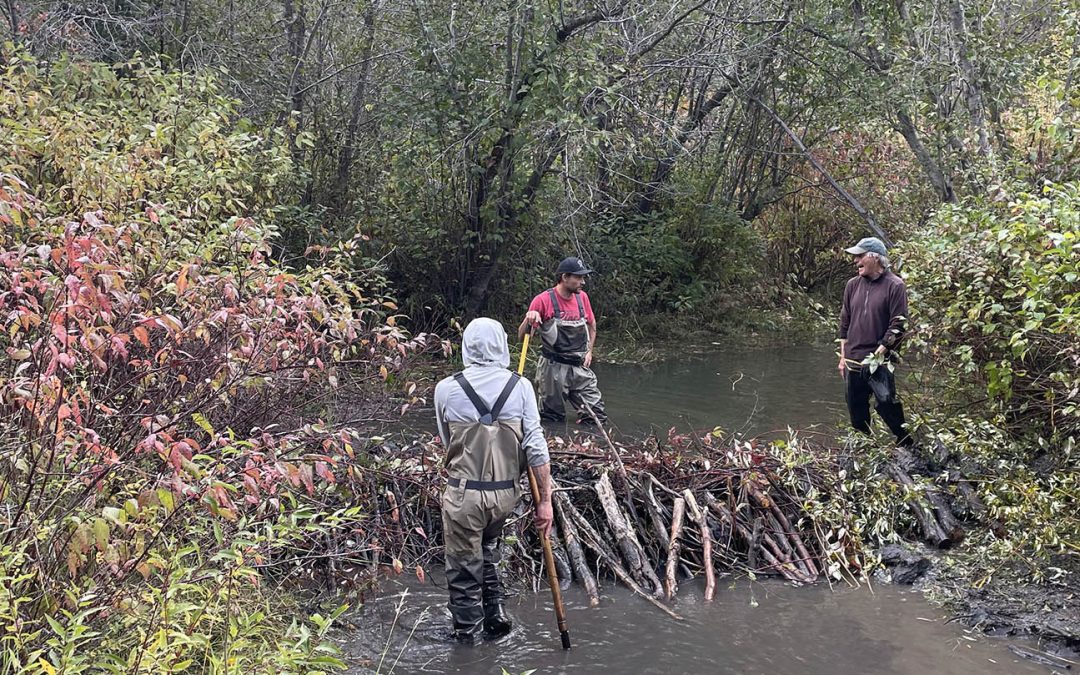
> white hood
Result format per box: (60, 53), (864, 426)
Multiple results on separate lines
(461, 318), (510, 368)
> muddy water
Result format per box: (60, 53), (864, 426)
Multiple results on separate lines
(339, 576), (1044, 674)
(347, 343), (1042, 674)
(557, 341), (846, 437)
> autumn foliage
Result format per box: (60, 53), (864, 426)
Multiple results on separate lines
(0, 49), (437, 671)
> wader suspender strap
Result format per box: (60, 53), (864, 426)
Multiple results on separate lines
(548, 289), (561, 320)
(449, 372), (522, 491)
(547, 289), (586, 320)
(452, 372), (521, 425)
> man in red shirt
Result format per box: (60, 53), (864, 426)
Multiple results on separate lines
(518, 256), (608, 424)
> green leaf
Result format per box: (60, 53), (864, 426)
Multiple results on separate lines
(101, 507), (124, 524)
(156, 488), (175, 514)
(93, 518), (109, 552)
(192, 412), (215, 436)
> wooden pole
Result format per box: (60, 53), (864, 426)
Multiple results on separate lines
(520, 331), (571, 649)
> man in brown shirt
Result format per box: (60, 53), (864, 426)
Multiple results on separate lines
(838, 237), (914, 446)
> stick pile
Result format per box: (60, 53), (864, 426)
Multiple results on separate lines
(291, 428), (974, 614)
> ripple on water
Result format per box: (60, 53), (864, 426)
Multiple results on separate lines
(339, 575), (1047, 675)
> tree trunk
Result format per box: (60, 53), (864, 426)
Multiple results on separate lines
(948, 0), (993, 159)
(5, 0), (19, 43)
(332, 1), (380, 217)
(895, 108), (957, 203)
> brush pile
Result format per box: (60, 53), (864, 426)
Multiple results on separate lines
(289, 423), (982, 618)
(296, 427), (903, 615)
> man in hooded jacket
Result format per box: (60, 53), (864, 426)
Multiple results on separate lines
(434, 318), (553, 644)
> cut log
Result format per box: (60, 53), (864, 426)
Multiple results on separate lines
(885, 463), (953, 547)
(665, 497), (686, 600)
(553, 491), (600, 607)
(595, 472), (664, 596)
(682, 490), (716, 601)
(703, 492), (813, 583)
(549, 518), (574, 590)
(747, 483), (819, 580)
(642, 474), (674, 558)
(923, 485), (965, 544)
(561, 491), (682, 621)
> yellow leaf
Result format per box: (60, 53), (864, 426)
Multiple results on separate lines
(379, 365), (389, 380)
(176, 265), (189, 295)
(93, 518), (109, 552)
(38, 659), (57, 675)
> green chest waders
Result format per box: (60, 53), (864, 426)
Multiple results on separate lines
(442, 372), (525, 640)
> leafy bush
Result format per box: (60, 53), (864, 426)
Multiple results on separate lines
(899, 181), (1079, 568)
(902, 183), (1079, 440)
(0, 48), (432, 672)
(587, 205), (765, 321)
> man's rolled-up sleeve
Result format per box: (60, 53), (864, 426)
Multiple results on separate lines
(883, 281), (909, 349)
(518, 379), (550, 467)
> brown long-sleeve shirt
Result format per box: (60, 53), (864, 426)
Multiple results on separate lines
(839, 271), (909, 362)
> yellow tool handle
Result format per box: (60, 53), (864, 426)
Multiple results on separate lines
(517, 332), (531, 375)
(519, 326), (571, 649)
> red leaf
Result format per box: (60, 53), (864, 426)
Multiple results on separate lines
(299, 463), (315, 495)
(315, 461), (336, 484)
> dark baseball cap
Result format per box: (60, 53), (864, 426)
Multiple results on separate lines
(556, 256), (593, 275)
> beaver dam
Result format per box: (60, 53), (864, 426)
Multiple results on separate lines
(304, 347), (1074, 674)
(309, 426), (978, 608)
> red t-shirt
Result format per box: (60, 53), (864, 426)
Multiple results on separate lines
(528, 288), (595, 324)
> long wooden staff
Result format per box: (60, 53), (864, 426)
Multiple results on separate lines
(519, 331), (571, 649)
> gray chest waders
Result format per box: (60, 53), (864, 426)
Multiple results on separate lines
(539, 289), (589, 366)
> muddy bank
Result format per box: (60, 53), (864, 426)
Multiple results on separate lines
(931, 553), (1080, 660)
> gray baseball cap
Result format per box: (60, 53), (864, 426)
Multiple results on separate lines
(845, 237), (888, 256)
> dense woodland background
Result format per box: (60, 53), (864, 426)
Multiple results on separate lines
(8, 0), (1074, 324)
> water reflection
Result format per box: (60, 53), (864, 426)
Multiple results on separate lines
(339, 575), (1044, 675)
(587, 341), (844, 437)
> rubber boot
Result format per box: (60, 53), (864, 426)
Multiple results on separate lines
(453, 621), (482, 646)
(483, 602), (512, 637)
(481, 538), (512, 637)
(446, 553), (484, 645)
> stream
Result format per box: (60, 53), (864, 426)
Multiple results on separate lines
(342, 342), (1047, 674)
